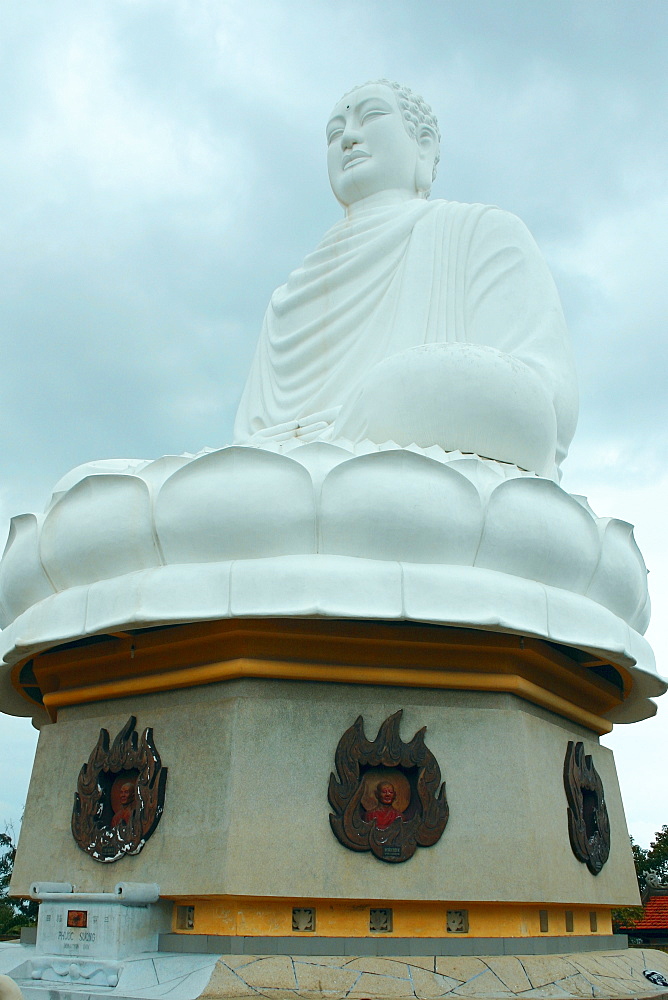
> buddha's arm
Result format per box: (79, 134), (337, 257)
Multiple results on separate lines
(463, 207), (579, 469)
(331, 207), (577, 477)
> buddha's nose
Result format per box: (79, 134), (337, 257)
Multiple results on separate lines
(341, 126), (361, 149)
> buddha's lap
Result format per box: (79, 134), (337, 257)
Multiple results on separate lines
(334, 343), (558, 476)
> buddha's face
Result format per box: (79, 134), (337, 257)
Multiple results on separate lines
(326, 84), (424, 207)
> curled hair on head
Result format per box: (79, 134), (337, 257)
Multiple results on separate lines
(338, 79), (441, 186)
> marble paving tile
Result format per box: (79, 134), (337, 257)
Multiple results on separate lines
(241, 958), (298, 990)
(584, 973), (652, 996)
(131, 976), (203, 999)
(641, 948), (668, 967)
(434, 958), (485, 982)
(132, 983), (185, 998)
(450, 968), (513, 997)
(294, 993), (350, 1000)
(1, 964), (32, 983)
(0, 948), (31, 977)
(293, 962), (360, 994)
(344, 958), (410, 979)
(409, 965), (461, 997)
(10, 947), (668, 1000)
(481, 957), (532, 993)
(200, 960), (259, 997)
(254, 990), (301, 999)
(290, 959), (349, 968)
(295, 990), (348, 1000)
(575, 970), (644, 996)
(117, 959), (159, 989)
(552, 972), (605, 997)
(151, 956), (219, 984)
(401, 957), (438, 973)
(223, 958), (263, 971)
(349, 971), (416, 997)
(517, 957), (579, 990)
(596, 953), (644, 978)
(171, 966), (231, 999)
(139, 973), (208, 993)
(611, 950), (650, 973)
(568, 954), (626, 978)
(515, 987), (573, 998)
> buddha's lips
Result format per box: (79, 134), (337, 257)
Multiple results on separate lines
(342, 150), (370, 169)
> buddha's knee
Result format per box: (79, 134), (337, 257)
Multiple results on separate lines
(336, 343), (558, 477)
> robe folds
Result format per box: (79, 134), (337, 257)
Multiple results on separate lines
(234, 198), (578, 471)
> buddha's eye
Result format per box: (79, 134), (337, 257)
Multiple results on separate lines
(327, 129), (343, 145)
(361, 109), (388, 125)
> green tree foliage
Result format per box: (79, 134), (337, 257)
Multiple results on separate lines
(0, 831), (15, 899)
(0, 827), (38, 937)
(644, 826), (668, 886)
(611, 905), (644, 933)
(626, 828), (668, 893)
(612, 829), (668, 936)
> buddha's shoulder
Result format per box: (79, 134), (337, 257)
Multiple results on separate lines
(430, 199), (527, 228)
(428, 199), (537, 248)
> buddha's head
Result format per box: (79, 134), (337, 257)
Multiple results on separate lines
(326, 80), (440, 209)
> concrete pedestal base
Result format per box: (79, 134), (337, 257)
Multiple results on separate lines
(13, 682), (638, 905)
(9, 621), (640, 957)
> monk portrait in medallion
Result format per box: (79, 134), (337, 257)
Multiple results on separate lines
(364, 780), (404, 830)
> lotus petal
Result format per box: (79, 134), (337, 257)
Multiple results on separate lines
(155, 447), (315, 563)
(48, 458), (152, 508)
(476, 478), (600, 592)
(320, 450), (482, 563)
(632, 590), (651, 636)
(0, 514), (55, 626)
(136, 455), (193, 492)
(284, 442), (353, 494)
(40, 475), (159, 590)
(587, 519), (649, 626)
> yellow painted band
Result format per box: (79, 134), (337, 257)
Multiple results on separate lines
(41, 656), (612, 734)
(167, 895), (614, 939)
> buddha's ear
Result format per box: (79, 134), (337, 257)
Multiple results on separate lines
(415, 125), (439, 196)
(417, 124), (438, 153)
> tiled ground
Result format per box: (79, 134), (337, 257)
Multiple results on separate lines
(0, 945), (220, 1000)
(199, 950), (668, 999)
(3, 946), (668, 1000)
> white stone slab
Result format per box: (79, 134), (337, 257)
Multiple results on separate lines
(36, 898), (171, 963)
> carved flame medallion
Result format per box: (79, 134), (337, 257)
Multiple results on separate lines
(328, 710), (449, 863)
(563, 740), (610, 875)
(71, 716), (167, 863)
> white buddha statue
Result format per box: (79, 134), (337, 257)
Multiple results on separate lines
(234, 80), (578, 479)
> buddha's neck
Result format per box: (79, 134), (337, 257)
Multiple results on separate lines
(345, 190), (424, 219)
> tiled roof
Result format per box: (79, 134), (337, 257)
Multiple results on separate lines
(626, 895), (668, 930)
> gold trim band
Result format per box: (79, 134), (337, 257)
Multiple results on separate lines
(15, 619), (624, 733)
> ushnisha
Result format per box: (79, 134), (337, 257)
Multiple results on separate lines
(234, 80), (578, 479)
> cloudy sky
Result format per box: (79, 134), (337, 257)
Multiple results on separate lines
(1, 0), (667, 849)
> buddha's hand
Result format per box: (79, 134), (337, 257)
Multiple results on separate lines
(247, 408), (341, 444)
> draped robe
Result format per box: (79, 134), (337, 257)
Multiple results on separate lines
(234, 199), (578, 472)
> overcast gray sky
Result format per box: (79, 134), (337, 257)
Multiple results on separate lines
(1, 0), (667, 848)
